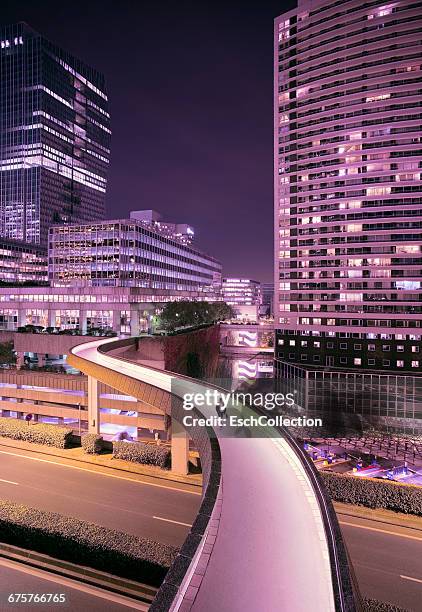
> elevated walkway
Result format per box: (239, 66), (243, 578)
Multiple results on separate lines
(69, 337), (360, 612)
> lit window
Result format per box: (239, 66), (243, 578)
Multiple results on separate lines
(365, 94), (390, 103)
(397, 360), (404, 368)
(412, 361), (419, 368)
(354, 358), (361, 365)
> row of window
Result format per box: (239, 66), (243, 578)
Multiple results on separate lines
(280, 352), (421, 368)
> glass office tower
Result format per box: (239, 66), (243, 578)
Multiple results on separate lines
(0, 22), (110, 247)
(274, 0), (422, 373)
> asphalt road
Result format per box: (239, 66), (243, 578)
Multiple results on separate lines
(339, 513), (422, 612)
(0, 445), (200, 548)
(0, 558), (147, 612)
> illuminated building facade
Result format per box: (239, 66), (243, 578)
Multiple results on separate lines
(0, 238), (47, 285)
(0, 22), (110, 247)
(274, 0), (422, 373)
(222, 278), (261, 320)
(222, 278), (261, 306)
(48, 211), (222, 293)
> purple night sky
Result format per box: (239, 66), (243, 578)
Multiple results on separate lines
(3, 0), (295, 282)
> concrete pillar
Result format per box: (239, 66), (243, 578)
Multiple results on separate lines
(130, 310), (140, 337)
(48, 310), (56, 329)
(80, 310), (88, 335)
(18, 309), (26, 328)
(87, 375), (100, 433)
(171, 419), (189, 475)
(37, 353), (46, 367)
(16, 351), (25, 370)
(112, 310), (120, 335)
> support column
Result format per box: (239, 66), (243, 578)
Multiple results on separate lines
(112, 310), (121, 335)
(130, 311), (140, 337)
(37, 353), (46, 367)
(87, 375), (100, 434)
(80, 310), (88, 335)
(16, 351), (25, 370)
(48, 310), (56, 329)
(18, 309), (26, 328)
(171, 419), (189, 475)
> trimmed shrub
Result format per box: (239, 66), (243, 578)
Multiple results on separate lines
(321, 471), (422, 516)
(0, 500), (177, 587)
(82, 433), (103, 454)
(0, 417), (72, 448)
(364, 598), (407, 612)
(113, 441), (170, 469)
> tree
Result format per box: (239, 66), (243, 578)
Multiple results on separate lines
(0, 341), (16, 366)
(159, 300), (235, 332)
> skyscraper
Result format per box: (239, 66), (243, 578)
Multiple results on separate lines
(0, 22), (110, 247)
(274, 0), (422, 373)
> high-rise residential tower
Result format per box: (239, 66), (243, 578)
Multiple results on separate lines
(274, 0), (422, 373)
(0, 22), (110, 247)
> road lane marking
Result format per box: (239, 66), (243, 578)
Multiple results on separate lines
(153, 516), (192, 527)
(401, 575), (422, 584)
(0, 478), (19, 485)
(339, 520), (422, 541)
(0, 449), (201, 496)
(0, 557), (148, 610)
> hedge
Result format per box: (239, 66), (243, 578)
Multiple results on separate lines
(321, 471), (422, 516)
(82, 433), (103, 454)
(0, 417), (72, 448)
(113, 441), (171, 469)
(0, 500), (177, 587)
(364, 598), (407, 612)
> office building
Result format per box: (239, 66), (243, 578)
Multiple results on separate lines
(274, 0), (422, 373)
(0, 22), (110, 247)
(222, 278), (261, 320)
(261, 282), (274, 316)
(130, 210), (195, 245)
(0, 238), (47, 285)
(48, 210), (221, 293)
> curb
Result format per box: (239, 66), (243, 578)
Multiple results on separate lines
(334, 503), (422, 532)
(0, 542), (157, 605)
(0, 439), (202, 490)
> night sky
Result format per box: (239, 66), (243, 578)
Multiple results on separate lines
(2, 0), (295, 283)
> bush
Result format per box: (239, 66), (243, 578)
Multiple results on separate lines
(0, 417), (72, 449)
(113, 441), (170, 469)
(0, 500), (177, 587)
(364, 598), (407, 612)
(321, 471), (422, 516)
(82, 433), (103, 454)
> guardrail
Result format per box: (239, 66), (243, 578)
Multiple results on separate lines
(280, 426), (363, 612)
